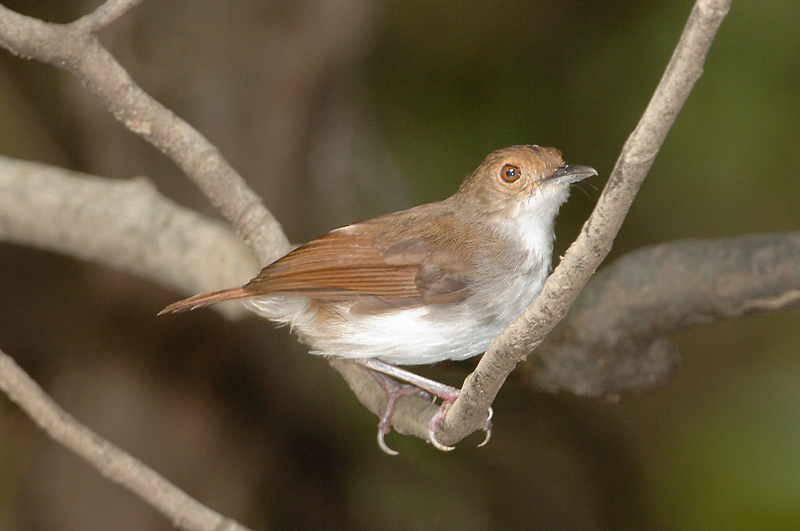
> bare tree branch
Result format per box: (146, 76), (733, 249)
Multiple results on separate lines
(73, 0), (144, 32)
(0, 3), (290, 267)
(435, 0), (734, 446)
(0, 348), (253, 531)
(522, 233), (800, 396)
(0, 2), (272, 526)
(0, 155), (258, 316)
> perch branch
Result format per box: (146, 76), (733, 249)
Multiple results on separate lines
(435, 0), (733, 446)
(0, 348), (252, 531)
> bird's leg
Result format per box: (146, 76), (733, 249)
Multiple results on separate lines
(366, 369), (429, 455)
(357, 358), (492, 452)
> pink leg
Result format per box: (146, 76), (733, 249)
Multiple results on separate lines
(367, 369), (429, 455)
(358, 358), (492, 453)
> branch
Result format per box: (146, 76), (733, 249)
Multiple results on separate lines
(435, 0), (733, 446)
(0, 348), (253, 531)
(73, 0), (144, 32)
(0, 1), (272, 525)
(0, 3), (290, 266)
(522, 233), (800, 396)
(0, 155), (258, 317)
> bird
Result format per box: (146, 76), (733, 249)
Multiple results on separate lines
(160, 145), (597, 454)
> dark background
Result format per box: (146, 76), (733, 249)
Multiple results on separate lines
(1, 0), (799, 529)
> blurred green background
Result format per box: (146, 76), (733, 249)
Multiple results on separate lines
(0, 0), (799, 529)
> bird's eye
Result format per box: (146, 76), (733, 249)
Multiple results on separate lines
(500, 164), (521, 183)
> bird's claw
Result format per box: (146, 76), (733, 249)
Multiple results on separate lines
(429, 405), (493, 451)
(476, 429), (491, 448)
(377, 429), (398, 456)
(428, 428), (455, 451)
(426, 401), (457, 451)
(365, 363), (494, 454)
(476, 407), (493, 447)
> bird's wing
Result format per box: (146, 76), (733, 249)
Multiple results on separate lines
(160, 209), (483, 315)
(245, 219), (472, 311)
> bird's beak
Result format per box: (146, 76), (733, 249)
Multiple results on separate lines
(546, 165), (598, 185)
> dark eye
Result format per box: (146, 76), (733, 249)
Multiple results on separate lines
(501, 164), (521, 183)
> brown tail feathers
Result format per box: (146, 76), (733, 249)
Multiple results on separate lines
(158, 287), (253, 315)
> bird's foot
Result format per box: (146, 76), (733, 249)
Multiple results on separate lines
(368, 370), (429, 455)
(427, 400), (493, 452)
(360, 359), (493, 454)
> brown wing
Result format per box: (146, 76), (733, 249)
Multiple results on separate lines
(161, 207), (477, 315)
(244, 219), (471, 307)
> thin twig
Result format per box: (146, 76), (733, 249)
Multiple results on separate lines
(73, 0), (144, 32)
(0, 348), (252, 531)
(435, 0), (734, 446)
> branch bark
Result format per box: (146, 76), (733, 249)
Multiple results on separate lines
(73, 0), (144, 31)
(0, 348), (253, 531)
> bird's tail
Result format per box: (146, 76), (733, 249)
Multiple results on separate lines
(158, 287), (253, 315)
